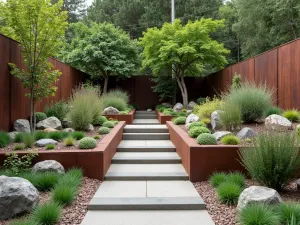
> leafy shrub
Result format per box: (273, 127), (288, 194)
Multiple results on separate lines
(220, 102), (242, 131)
(201, 118), (211, 125)
(35, 172), (61, 191)
(22, 133), (35, 148)
(35, 112), (47, 123)
(221, 135), (240, 145)
(227, 172), (246, 188)
(209, 172), (228, 188)
(196, 133), (217, 145)
(163, 108), (173, 115)
(264, 106), (281, 117)
(94, 135), (101, 140)
(217, 182), (241, 205)
(45, 144), (55, 150)
(188, 122), (206, 130)
(44, 100), (69, 122)
(97, 116), (107, 126)
(4, 151), (38, 174)
(276, 203), (300, 224)
(34, 131), (47, 141)
(52, 184), (76, 205)
(238, 203), (280, 225)
(152, 75), (176, 102)
(63, 137), (75, 146)
(102, 90), (128, 111)
(0, 131), (11, 148)
(14, 132), (24, 143)
(193, 97), (223, 119)
(196, 97), (207, 105)
(223, 82), (273, 123)
(240, 132), (300, 190)
(14, 144), (25, 151)
(231, 73), (242, 90)
(282, 109), (300, 122)
(188, 126), (211, 138)
(31, 202), (62, 225)
(102, 121), (115, 128)
(47, 131), (63, 141)
(173, 117), (186, 125)
(78, 137), (97, 149)
(71, 131), (85, 140)
(99, 127), (110, 134)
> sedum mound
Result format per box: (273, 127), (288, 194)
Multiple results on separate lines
(173, 116), (186, 125)
(98, 127), (110, 134)
(188, 126), (211, 138)
(78, 137), (97, 149)
(196, 133), (217, 145)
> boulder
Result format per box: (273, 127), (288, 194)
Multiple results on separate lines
(35, 139), (58, 147)
(173, 103), (184, 112)
(0, 176), (39, 220)
(8, 131), (19, 141)
(147, 109), (152, 112)
(36, 117), (62, 130)
(88, 124), (94, 131)
(213, 131), (232, 141)
(188, 101), (196, 109)
(237, 186), (282, 211)
(162, 103), (172, 108)
(44, 128), (58, 132)
(103, 107), (120, 115)
(186, 113), (199, 125)
(32, 160), (65, 174)
(211, 110), (223, 130)
(14, 119), (30, 132)
(187, 110), (193, 116)
(237, 127), (257, 139)
(265, 114), (292, 131)
(63, 128), (75, 133)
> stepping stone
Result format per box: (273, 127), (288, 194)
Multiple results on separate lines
(124, 125), (168, 133)
(123, 133), (170, 140)
(132, 119), (160, 125)
(112, 152), (181, 164)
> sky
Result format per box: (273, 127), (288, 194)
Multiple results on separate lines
(86, 0), (93, 7)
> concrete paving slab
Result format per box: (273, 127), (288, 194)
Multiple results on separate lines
(132, 119), (160, 125)
(118, 140), (175, 148)
(112, 152), (181, 164)
(145, 140), (175, 147)
(118, 140), (146, 147)
(105, 172), (189, 180)
(107, 164), (186, 173)
(123, 133), (170, 140)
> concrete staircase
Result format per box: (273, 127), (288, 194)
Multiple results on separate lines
(81, 111), (215, 225)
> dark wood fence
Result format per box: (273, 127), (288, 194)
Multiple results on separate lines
(0, 34), (86, 131)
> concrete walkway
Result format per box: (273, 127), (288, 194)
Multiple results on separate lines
(81, 111), (215, 225)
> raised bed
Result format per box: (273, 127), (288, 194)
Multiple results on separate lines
(104, 110), (135, 124)
(166, 121), (245, 182)
(0, 121), (126, 180)
(156, 110), (175, 124)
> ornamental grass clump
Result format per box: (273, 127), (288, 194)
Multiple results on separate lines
(240, 132), (300, 190)
(276, 203), (300, 224)
(220, 102), (242, 131)
(227, 172), (246, 188)
(71, 131), (85, 140)
(63, 137), (75, 147)
(52, 184), (76, 205)
(217, 182), (241, 205)
(188, 126), (211, 138)
(97, 116), (107, 126)
(45, 144), (55, 150)
(47, 131), (63, 141)
(78, 137), (97, 149)
(0, 131), (11, 148)
(34, 172), (61, 191)
(34, 131), (47, 141)
(14, 132), (24, 143)
(31, 202), (62, 225)
(209, 172), (228, 188)
(14, 144), (25, 151)
(102, 90), (128, 111)
(282, 109), (300, 122)
(22, 133), (35, 148)
(44, 100), (69, 122)
(193, 97), (223, 120)
(264, 106), (281, 117)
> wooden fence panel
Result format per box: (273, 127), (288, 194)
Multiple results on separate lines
(231, 58), (255, 82)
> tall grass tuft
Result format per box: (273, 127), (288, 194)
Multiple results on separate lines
(276, 203), (300, 225)
(102, 89), (129, 111)
(22, 133), (35, 148)
(52, 184), (76, 205)
(220, 102), (242, 131)
(0, 131), (11, 148)
(217, 182), (241, 205)
(31, 202), (62, 225)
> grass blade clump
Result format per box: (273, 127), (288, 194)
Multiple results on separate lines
(0, 131), (11, 148)
(52, 184), (77, 205)
(209, 172), (227, 188)
(217, 182), (241, 205)
(31, 202), (62, 225)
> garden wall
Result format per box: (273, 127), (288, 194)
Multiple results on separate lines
(0, 34), (86, 131)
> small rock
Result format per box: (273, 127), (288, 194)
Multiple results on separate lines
(88, 124), (94, 131)
(35, 139), (58, 147)
(62, 119), (70, 128)
(173, 103), (184, 112)
(213, 131), (232, 141)
(63, 128), (75, 133)
(0, 176), (39, 220)
(162, 103), (172, 108)
(36, 117), (62, 130)
(236, 127), (257, 139)
(188, 101), (196, 109)
(187, 110), (193, 116)
(32, 160), (65, 174)
(14, 119), (31, 132)
(265, 114), (292, 131)
(211, 110), (223, 130)
(186, 113), (199, 125)
(44, 128), (58, 132)
(147, 109), (152, 112)
(237, 186), (282, 211)
(103, 107), (120, 115)
(8, 131), (19, 141)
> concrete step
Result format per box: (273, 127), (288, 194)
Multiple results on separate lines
(117, 140), (176, 152)
(124, 125), (168, 133)
(123, 133), (170, 140)
(135, 115), (157, 119)
(112, 152), (181, 164)
(135, 111), (156, 114)
(132, 119), (160, 125)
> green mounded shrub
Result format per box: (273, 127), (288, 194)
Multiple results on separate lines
(173, 117), (186, 125)
(193, 97), (224, 120)
(282, 109), (300, 122)
(221, 135), (240, 145)
(177, 112), (186, 117)
(9, 219), (37, 225)
(188, 122), (206, 130)
(31, 202), (62, 225)
(163, 108), (173, 115)
(44, 100), (69, 122)
(196, 133), (217, 145)
(102, 121), (115, 128)
(52, 184), (77, 205)
(119, 111), (128, 115)
(71, 131), (85, 140)
(35, 112), (47, 123)
(223, 82), (273, 123)
(196, 97), (206, 105)
(14, 132), (24, 143)
(264, 106), (281, 117)
(276, 203), (300, 224)
(35, 172), (61, 192)
(45, 144), (55, 150)
(78, 137), (97, 149)
(14, 144), (25, 151)
(63, 137), (75, 147)
(217, 182), (242, 205)
(61, 131), (69, 139)
(22, 133), (35, 148)
(240, 132), (300, 190)
(188, 126), (211, 138)
(201, 118), (211, 126)
(209, 172), (228, 188)
(227, 172), (246, 188)
(238, 204), (280, 225)
(94, 135), (101, 140)
(0, 131), (11, 148)
(109, 119), (119, 125)
(47, 131), (63, 141)
(220, 102), (242, 131)
(99, 127), (110, 134)
(34, 131), (47, 141)
(97, 116), (108, 126)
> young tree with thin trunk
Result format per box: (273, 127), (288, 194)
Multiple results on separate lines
(0, 0), (68, 132)
(139, 19), (230, 107)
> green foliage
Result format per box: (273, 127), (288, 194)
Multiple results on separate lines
(188, 126), (211, 138)
(240, 132), (300, 190)
(194, 97), (224, 120)
(44, 100), (69, 122)
(201, 118), (211, 126)
(3, 151), (38, 174)
(151, 75), (177, 102)
(63, 137), (75, 147)
(14, 144), (25, 151)
(45, 144), (55, 150)
(94, 135), (101, 140)
(71, 131), (85, 140)
(223, 82), (273, 123)
(78, 137), (97, 149)
(276, 203), (300, 224)
(9, 219), (38, 225)
(102, 121), (115, 128)
(264, 106), (282, 117)
(102, 90), (128, 111)
(209, 172), (246, 188)
(34, 131), (47, 141)
(31, 202), (62, 225)
(227, 172), (246, 188)
(220, 102), (242, 131)
(99, 127), (110, 134)
(22, 133), (35, 148)
(221, 135), (240, 145)
(107, 89), (129, 105)
(282, 109), (300, 122)
(14, 132), (24, 143)
(35, 172), (61, 192)
(173, 117), (186, 125)
(238, 203), (281, 225)
(196, 133), (217, 145)
(188, 122), (206, 130)
(62, 168), (83, 188)
(217, 182), (241, 205)
(231, 73), (242, 90)
(52, 184), (76, 205)
(209, 172), (228, 188)
(119, 111), (128, 115)
(0, 131), (11, 148)
(35, 112), (47, 123)
(47, 131), (63, 141)
(97, 116), (108, 126)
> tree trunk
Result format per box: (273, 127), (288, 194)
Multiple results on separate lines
(103, 76), (109, 94)
(32, 99), (36, 133)
(175, 73), (189, 108)
(29, 91), (34, 133)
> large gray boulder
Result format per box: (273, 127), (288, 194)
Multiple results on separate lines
(211, 110), (223, 130)
(14, 119), (30, 132)
(237, 186), (282, 211)
(36, 116), (62, 130)
(173, 103), (184, 112)
(32, 160), (65, 174)
(0, 176), (39, 219)
(213, 131), (232, 141)
(188, 101), (196, 109)
(35, 139), (58, 147)
(237, 127), (257, 139)
(103, 107), (120, 115)
(265, 114), (292, 131)
(186, 113), (199, 125)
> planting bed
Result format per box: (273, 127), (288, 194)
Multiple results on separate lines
(104, 110), (135, 124)
(156, 110), (175, 124)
